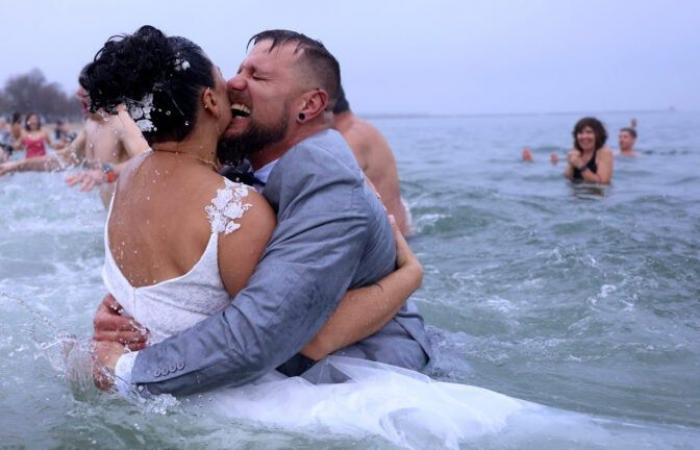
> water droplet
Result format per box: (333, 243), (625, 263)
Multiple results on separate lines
(184, 121), (190, 126)
(165, 110), (171, 116)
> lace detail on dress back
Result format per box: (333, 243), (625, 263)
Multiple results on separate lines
(206, 179), (252, 235)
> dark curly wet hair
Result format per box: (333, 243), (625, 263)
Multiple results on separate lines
(79, 25), (214, 143)
(572, 117), (608, 152)
(333, 85), (350, 114)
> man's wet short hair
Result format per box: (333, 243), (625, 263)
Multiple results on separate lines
(249, 30), (341, 110)
(620, 127), (637, 139)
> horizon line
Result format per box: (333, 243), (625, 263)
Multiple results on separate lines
(360, 107), (693, 120)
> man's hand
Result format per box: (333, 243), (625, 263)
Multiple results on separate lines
(92, 340), (125, 391)
(93, 294), (148, 350)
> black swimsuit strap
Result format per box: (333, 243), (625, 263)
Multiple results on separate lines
(586, 147), (599, 173)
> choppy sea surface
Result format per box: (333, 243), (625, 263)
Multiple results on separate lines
(1, 111), (698, 449)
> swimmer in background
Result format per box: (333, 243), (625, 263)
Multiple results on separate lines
(0, 74), (148, 207)
(10, 112), (23, 144)
(0, 117), (11, 163)
(618, 126), (638, 157)
(333, 86), (411, 236)
(18, 113), (53, 159)
(53, 120), (77, 150)
(521, 147), (560, 165)
(564, 117), (614, 184)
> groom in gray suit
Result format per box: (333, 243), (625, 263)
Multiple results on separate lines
(94, 30), (431, 396)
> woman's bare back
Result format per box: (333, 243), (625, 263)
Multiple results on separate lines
(107, 152), (275, 296)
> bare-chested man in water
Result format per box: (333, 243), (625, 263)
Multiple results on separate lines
(0, 84), (146, 207)
(332, 86), (411, 235)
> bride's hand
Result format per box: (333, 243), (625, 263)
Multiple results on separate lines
(391, 214), (422, 282)
(93, 294), (148, 351)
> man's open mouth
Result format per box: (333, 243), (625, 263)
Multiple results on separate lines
(231, 103), (251, 117)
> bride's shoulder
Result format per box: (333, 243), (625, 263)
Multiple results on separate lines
(206, 177), (274, 236)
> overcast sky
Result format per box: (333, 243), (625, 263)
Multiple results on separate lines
(1, 0), (698, 115)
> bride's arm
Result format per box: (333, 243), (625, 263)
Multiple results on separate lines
(301, 217), (423, 361)
(217, 188), (277, 297)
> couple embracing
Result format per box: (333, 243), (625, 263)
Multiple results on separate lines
(86, 27), (533, 440)
(88, 26), (431, 397)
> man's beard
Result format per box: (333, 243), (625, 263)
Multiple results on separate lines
(217, 113), (288, 166)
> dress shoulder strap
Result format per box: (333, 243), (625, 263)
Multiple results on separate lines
(205, 178), (252, 235)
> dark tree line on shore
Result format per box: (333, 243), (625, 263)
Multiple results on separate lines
(0, 69), (82, 122)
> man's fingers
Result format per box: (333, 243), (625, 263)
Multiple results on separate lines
(94, 312), (142, 332)
(94, 304), (138, 331)
(389, 214), (408, 250)
(126, 341), (147, 351)
(93, 329), (147, 345)
(388, 214), (400, 237)
(390, 214), (416, 269)
(102, 293), (122, 312)
(94, 293), (148, 347)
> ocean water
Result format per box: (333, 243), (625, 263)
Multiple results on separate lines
(1, 111), (699, 449)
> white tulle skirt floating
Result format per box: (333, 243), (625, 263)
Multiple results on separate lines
(186, 356), (548, 449)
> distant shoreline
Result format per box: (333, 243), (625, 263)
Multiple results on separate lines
(362, 108), (691, 120)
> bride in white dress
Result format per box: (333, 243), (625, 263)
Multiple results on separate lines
(85, 26), (558, 449)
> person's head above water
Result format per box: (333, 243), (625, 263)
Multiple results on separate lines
(24, 113), (41, 132)
(219, 29), (341, 166)
(572, 117), (607, 153)
(618, 127), (637, 152)
(80, 25), (228, 145)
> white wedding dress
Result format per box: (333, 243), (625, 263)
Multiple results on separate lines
(101, 176), (554, 449)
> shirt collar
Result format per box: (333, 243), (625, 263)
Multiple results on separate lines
(252, 159), (278, 184)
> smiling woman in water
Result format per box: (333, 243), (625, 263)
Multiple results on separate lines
(564, 117), (614, 184)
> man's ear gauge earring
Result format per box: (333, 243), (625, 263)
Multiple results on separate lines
(297, 112), (306, 122)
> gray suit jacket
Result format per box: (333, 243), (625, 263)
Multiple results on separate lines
(130, 129), (431, 396)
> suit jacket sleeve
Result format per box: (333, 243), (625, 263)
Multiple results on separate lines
(129, 139), (373, 396)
